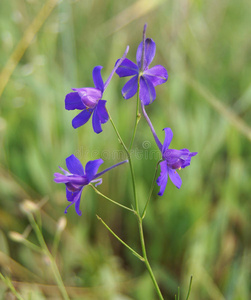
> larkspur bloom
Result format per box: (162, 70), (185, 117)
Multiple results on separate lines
(54, 154), (128, 216)
(156, 128), (197, 195)
(115, 25), (168, 105)
(65, 47), (129, 134)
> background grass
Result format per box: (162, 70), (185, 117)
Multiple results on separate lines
(0, 0), (251, 299)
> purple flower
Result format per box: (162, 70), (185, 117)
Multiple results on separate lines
(65, 66), (108, 134)
(115, 27), (168, 105)
(54, 154), (128, 216)
(157, 128), (197, 195)
(65, 47), (129, 134)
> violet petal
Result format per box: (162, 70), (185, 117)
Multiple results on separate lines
(136, 38), (156, 70)
(72, 87), (102, 109)
(85, 159), (104, 181)
(65, 188), (83, 216)
(65, 92), (86, 110)
(156, 161), (168, 196)
(139, 76), (156, 105)
(92, 108), (102, 134)
(122, 75), (138, 99)
(115, 58), (138, 77)
(162, 128), (173, 154)
(92, 66), (104, 92)
(96, 100), (109, 124)
(168, 168), (182, 189)
(66, 154), (85, 176)
(144, 65), (168, 86)
(72, 109), (92, 129)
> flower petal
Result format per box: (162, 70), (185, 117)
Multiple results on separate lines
(136, 38), (156, 70)
(168, 168), (182, 189)
(66, 188), (78, 202)
(72, 109), (92, 129)
(139, 76), (156, 105)
(96, 100), (109, 124)
(163, 148), (197, 169)
(58, 166), (70, 175)
(91, 178), (103, 187)
(162, 128), (173, 154)
(66, 154), (85, 175)
(180, 150), (198, 168)
(115, 58), (138, 77)
(121, 75), (138, 99)
(156, 161), (168, 196)
(92, 66), (104, 92)
(74, 192), (82, 216)
(54, 173), (70, 183)
(85, 159), (104, 181)
(65, 92), (86, 110)
(65, 188), (83, 216)
(72, 87), (102, 109)
(92, 108), (102, 134)
(144, 65), (168, 86)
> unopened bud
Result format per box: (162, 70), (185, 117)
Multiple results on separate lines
(9, 231), (24, 242)
(57, 216), (67, 232)
(20, 200), (38, 213)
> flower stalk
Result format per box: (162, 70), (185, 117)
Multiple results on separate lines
(108, 108), (164, 299)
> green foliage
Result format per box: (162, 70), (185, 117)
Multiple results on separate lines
(0, 0), (251, 299)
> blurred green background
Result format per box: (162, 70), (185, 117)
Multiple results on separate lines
(0, 0), (251, 299)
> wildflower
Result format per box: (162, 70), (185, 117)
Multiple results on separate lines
(157, 128), (197, 195)
(54, 154), (128, 216)
(115, 25), (168, 105)
(65, 47), (129, 133)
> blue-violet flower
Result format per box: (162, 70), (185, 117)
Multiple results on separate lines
(115, 27), (168, 105)
(157, 128), (197, 195)
(54, 154), (128, 215)
(65, 47), (129, 133)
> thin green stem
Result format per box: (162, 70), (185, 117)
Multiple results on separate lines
(89, 184), (134, 213)
(137, 218), (164, 300)
(96, 215), (144, 261)
(21, 238), (44, 254)
(142, 160), (162, 219)
(129, 87), (141, 151)
(28, 214), (70, 300)
(0, 273), (25, 300)
(108, 111), (138, 212)
(185, 276), (193, 300)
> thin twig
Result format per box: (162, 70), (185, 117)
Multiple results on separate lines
(89, 184), (134, 213)
(96, 215), (144, 261)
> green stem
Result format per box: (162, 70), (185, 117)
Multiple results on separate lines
(137, 218), (164, 300)
(28, 214), (70, 300)
(0, 273), (25, 300)
(108, 111), (138, 212)
(89, 184), (134, 213)
(129, 87), (141, 151)
(185, 276), (193, 300)
(96, 215), (144, 261)
(21, 238), (44, 254)
(142, 160), (162, 219)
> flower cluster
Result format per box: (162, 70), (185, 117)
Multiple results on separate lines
(54, 24), (197, 215)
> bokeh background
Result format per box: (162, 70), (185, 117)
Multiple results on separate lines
(0, 0), (251, 299)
